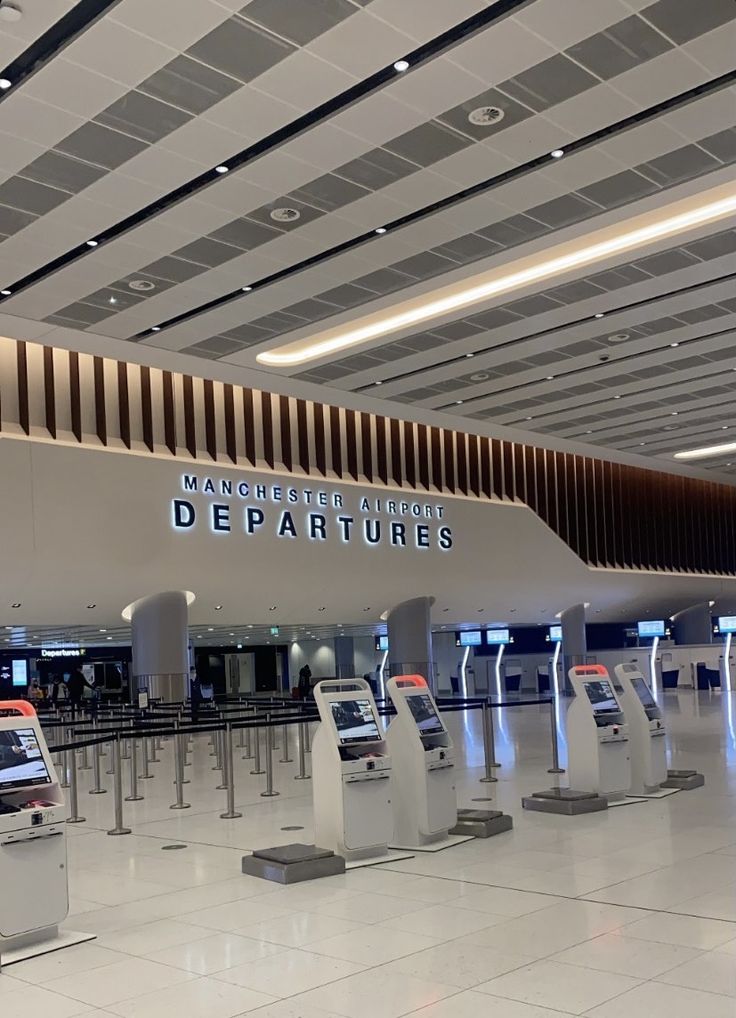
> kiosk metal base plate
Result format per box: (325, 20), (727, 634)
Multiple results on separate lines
(0, 929), (96, 966)
(242, 843), (345, 884)
(390, 833), (475, 852)
(522, 788), (608, 815)
(662, 769), (705, 790)
(450, 809), (514, 838)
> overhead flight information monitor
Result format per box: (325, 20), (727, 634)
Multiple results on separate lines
(583, 680), (620, 714)
(549, 625), (562, 642)
(0, 728), (52, 789)
(637, 620), (665, 638)
(486, 629), (509, 645)
(718, 616), (736, 633)
(330, 698), (381, 744)
(375, 635), (388, 651)
(406, 693), (445, 735)
(457, 631), (482, 647)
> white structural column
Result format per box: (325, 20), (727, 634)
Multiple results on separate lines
(387, 596), (435, 692)
(127, 591), (191, 701)
(560, 603), (587, 693)
(671, 602), (712, 645)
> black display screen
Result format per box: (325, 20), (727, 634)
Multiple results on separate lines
(583, 680), (620, 713)
(406, 693), (444, 735)
(331, 699), (381, 743)
(0, 729), (51, 789)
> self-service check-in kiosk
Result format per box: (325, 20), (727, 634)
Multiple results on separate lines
(614, 664), (667, 795)
(386, 675), (456, 849)
(0, 701), (72, 963)
(567, 665), (631, 800)
(312, 678), (392, 863)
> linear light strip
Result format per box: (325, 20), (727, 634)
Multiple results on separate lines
(674, 440), (736, 461)
(257, 189), (736, 367)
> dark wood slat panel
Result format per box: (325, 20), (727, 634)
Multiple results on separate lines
(534, 448), (546, 522)
(390, 417), (402, 486)
(330, 405), (342, 477)
(346, 409), (358, 481)
(279, 395), (292, 472)
(43, 346), (55, 438)
(163, 371), (176, 456)
(565, 455), (581, 558)
(140, 365), (153, 453)
(297, 399), (310, 475)
(456, 432), (468, 495)
(243, 387), (256, 466)
(16, 341), (29, 435)
(223, 383), (236, 464)
(468, 433), (480, 497)
(376, 414), (388, 485)
(69, 351), (82, 443)
(555, 452), (568, 546)
(610, 461), (622, 568)
(93, 356), (107, 446)
(262, 391), (274, 469)
(183, 376), (196, 459)
(313, 402), (327, 476)
(203, 378), (217, 461)
(503, 442), (515, 501)
(593, 459), (607, 566)
(480, 437), (491, 498)
(574, 456), (589, 564)
(491, 439), (503, 499)
(361, 412), (373, 483)
(417, 423), (429, 490)
(404, 420), (416, 488)
(524, 446), (536, 513)
(443, 428), (455, 493)
(115, 360), (128, 449)
(514, 444), (526, 505)
(430, 426), (442, 491)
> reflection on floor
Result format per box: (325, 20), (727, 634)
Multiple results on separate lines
(1, 689), (735, 1018)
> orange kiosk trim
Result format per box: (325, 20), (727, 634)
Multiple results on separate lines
(0, 700), (36, 717)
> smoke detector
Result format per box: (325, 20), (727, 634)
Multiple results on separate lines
(0, 3), (23, 22)
(468, 105), (505, 127)
(607, 332), (630, 344)
(270, 207), (300, 223)
(129, 279), (155, 292)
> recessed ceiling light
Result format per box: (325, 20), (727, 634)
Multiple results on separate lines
(207, 627), (214, 631)
(257, 185), (736, 367)
(525, 416), (532, 420)
(393, 59), (409, 72)
(1, 289), (11, 296)
(86, 603), (96, 608)
(215, 165), (229, 174)
(546, 375), (554, 381)
(197, 634), (202, 638)
(586, 430), (592, 434)
(550, 149), (565, 158)
(614, 395), (621, 399)
(670, 342), (679, 347)
(109, 297), (117, 304)
(722, 426), (729, 430)
(455, 399), (463, 405)
(151, 326), (161, 332)
(242, 285), (252, 292)
(106, 636), (112, 640)
(671, 411), (678, 416)
(465, 352), (474, 358)
(11, 602), (21, 608)
(214, 604), (223, 610)
(639, 442), (646, 446)
(99, 629), (107, 633)
(0, 78), (11, 89)
(86, 239), (98, 247)
(374, 380), (382, 386)
(594, 312), (605, 319)
(674, 440), (736, 461)
(375, 227), (387, 234)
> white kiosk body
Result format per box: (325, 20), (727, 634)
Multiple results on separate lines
(386, 675), (456, 848)
(567, 666), (631, 799)
(0, 701), (69, 955)
(312, 678), (392, 862)
(614, 664), (667, 794)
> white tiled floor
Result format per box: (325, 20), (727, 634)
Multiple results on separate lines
(2, 688), (735, 1018)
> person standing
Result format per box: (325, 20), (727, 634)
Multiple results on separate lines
(66, 665), (92, 716)
(297, 663), (312, 700)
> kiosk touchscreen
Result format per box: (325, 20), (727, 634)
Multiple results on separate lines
(614, 664), (667, 795)
(0, 701), (69, 956)
(312, 679), (392, 862)
(386, 676), (456, 848)
(567, 666), (630, 799)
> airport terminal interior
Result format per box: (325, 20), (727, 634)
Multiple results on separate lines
(1, 0), (736, 1015)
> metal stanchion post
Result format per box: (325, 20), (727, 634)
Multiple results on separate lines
(61, 728), (71, 788)
(244, 724), (253, 760)
(149, 736), (159, 764)
(250, 725), (264, 775)
(107, 736), (131, 835)
(548, 699), (565, 774)
(121, 734), (130, 760)
(66, 747), (86, 824)
(480, 702), (498, 783)
(126, 738), (144, 801)
(140, 738), (153, 779)
(90, 730), (106, 795)
(170, 723), (191, 810)
(294, 722), (310, 780)
(260, 725), (279, 797)
(214, 724), (223, 771)
(220, 724), (243, 819)
(304, 720), (312, 753)
(279, 722), (292, 763)
(238, 725), (245, 750)
(80, 742), (91, 770)
(216, 727), (228, 789)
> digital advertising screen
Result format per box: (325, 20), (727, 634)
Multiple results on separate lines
(331, 698), (381, 743)
(631, 675), (657, 710)
(549, 625), (562, 642)
(0, 729), (51, 789)
(486, 629), (509, 645)
(637, 620), (665, 638)
(12, 659), (28, 687)
(406, 693), (444, 735)
(457, 631), (482, 647)
(583, 680), (620, 713)
(375, 635), (389, 651)
(718, 616), (736, 634)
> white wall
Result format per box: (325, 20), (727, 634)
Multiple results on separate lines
(289, 640), (336, 683)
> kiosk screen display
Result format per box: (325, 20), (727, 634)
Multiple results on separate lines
(631, 676), (657, 709)
(486, 629), (509, 645)
(375, 635), (388, 651)
(458, 631), (482, 647)
(637, 620), (665, 638)
(549, 626), (562, 642)
(718, 616), (736, 633)
(406, 693), (444, 735)
(331, 699), (381, 743)
(0, 729), (51, 789)
(583, 680), (620, 714)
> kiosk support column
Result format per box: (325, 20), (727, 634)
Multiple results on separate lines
(387, 596), (436, 692)
(560, 603), (587, 693)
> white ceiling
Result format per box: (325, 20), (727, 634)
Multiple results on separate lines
(0, 0), (734, 478)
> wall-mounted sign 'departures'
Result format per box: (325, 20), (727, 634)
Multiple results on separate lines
(171, 475), (453, 551)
